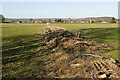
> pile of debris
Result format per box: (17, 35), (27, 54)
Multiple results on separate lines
(43, 25), (120, 79)
(44, 25), (108, 54)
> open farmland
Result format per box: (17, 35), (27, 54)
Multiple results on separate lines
(2, 23), (119, 78)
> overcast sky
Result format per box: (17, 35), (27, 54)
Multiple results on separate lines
(1, 1), (118, 18)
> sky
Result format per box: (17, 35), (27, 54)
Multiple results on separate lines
(1, 0), (120, 2)
(1, 2), (118, 18)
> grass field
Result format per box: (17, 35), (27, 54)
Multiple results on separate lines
(2, 23), (118, 78)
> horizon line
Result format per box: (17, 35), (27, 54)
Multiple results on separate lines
(5, 16), (118, 19)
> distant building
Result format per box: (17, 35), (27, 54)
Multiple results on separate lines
(42, 21), (47, 23)
(31, 20), (35, 23)
(70, 21), (74, 23)
(81, 20), (88, 23)
(63, 20), (66, 23)
(11, 20), (22, 23)
(67, 18), (71, 23)
(89, 18), (93, 23)
(34, 20), (43, 23)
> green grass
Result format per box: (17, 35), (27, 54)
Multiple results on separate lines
(2, 23), (49, 78)
(2, 23), (118, 78)
(53, 23), (118, 29)
(2, 23), (46, 38)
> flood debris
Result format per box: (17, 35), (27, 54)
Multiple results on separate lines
(42, 25), (120, 79)
(44, 25), (107, 54)
(70, 64), (81, 67)
(98, 72), (107, 79)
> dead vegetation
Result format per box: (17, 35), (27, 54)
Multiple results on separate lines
(42, 25), (120, 79)
(44, 25), (108, 54)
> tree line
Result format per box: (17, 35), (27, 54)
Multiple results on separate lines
(0, 14), (117, 23)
